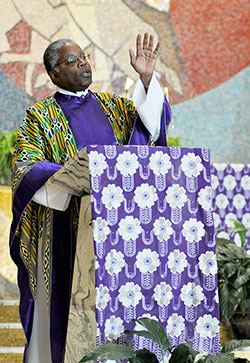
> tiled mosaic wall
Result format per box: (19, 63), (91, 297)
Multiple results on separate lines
(0, 0), (249, 163)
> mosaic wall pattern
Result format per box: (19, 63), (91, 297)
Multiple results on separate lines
(0, 0), (249, 162)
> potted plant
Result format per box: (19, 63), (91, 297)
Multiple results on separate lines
(0, 129), (17, 185)
(79, 317), (250, 362)
(216, 220), (250, 339)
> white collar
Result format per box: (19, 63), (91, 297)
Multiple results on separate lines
(57, 87), (89, 98)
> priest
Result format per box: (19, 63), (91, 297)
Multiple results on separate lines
(9, 32), (171, 363)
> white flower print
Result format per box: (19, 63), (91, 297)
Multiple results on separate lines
(153, 282), (173, 307)
(96, 284), (110, 310)
(211, 175), (219, 190)
(196, 314), (220, 339)
(134, 183), (157, 208)
(88, 150), (107, 176)
(116, 151), (139, 176)
(213, 163), (227, 171)
(135, 249), (160, 274)
(118, 282), (142, 307)
(231, 164), (244, 172)
(240, 175), (250, 191)
(105, 249), (125, 275)
(197, 186), (212, 211)
(153, 217), (173, 242)
(212, 212), (221, 228)
(198, 251), (217, 276)
(167, 249), (188, 274)
(233, 194), (246, 209)
(93, 217), (111, 242)
(95, 259), (100, 270)
(104, 315), (124, 340)
(242, 213), (250, 229)
(225, 213), (237, 228)
(149, 150), (172, 176)
(166, 313), (185, 338)
(180, 152), (203, 177)
(118, 216), (142, 241)
(101, 184), (124, 210)
(214, 289), (219, 304)
(180, 282), (204, 307)
(223, 175), (236, 190)
(182, 218), (205, 243)
(165, 184), (187, 209)
(217, 231), (230, 239)
(215, 194), (229, 209)
(135, 313), (158, 331)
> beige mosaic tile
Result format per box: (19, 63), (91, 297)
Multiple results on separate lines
(0, 0), (21, 52)
(14, 0), (68, 39)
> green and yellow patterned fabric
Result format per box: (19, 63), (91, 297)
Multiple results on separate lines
(11, 92), (138, 301)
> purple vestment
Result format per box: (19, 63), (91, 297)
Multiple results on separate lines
(10, 91), (171, 363)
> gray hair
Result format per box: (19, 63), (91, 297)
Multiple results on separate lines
(43, 39), (76, 74)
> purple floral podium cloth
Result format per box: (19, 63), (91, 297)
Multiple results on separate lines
(211, 163), (250, 248)
(86, 145), (221, 358)
(50, 145), (221, 361)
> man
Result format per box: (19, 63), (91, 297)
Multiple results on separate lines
(9, 33), (171, 362)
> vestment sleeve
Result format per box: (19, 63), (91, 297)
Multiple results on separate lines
(11, 112), (65, 213)
(132, 73), (165, 141)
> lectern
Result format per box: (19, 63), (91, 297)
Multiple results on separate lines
(47, 145), (220, 362)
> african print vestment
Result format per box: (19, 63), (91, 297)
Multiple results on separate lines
(9, 90), (171, 362)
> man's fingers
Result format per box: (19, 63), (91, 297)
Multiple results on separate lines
(129, 49), (136, 65)
(148, 34), (154, 51)
(142, 32), (149, 49)
(135, 32), (160, 57)
(136, 34), (142, 53)
(153, 41), (160, 55)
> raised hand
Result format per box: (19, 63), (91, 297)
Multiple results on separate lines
(129, 32), (160, 87)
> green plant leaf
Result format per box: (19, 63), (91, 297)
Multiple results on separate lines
(194, 352), (209, 362)
(202, 352), (234, 362)
(239, 287), (249, 313)
(229, 220), (248, 247)
(218, 283), (242, 319)
(231, 269), (250, 289)
(169, 342), (199, 363)
(124, 329), (156, 340)
(126, 317), (171, 356)
(79, 343), (136, 362)
(167, 136), (182, 147)
(221, 339), (250, 353)
(0, 129), (17, 184)
(134, 348), (159, 362)
(223, 263), (239, 279)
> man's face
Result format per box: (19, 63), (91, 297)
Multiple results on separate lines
(50, 43), (92, 92)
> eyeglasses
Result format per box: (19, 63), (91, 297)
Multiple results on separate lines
(56, 53), (91, 67)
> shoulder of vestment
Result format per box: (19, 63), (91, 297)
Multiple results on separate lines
(26, 94), (58, 115)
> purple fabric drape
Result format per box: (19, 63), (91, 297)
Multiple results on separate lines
(9, 161), (61, 362)
(88, 145), (220, 359)
(211, 163), (250, 247)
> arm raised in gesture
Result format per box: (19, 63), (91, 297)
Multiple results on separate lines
(129, 32), (160, 88)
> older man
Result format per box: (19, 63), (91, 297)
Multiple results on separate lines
(9, 33), (171, 363)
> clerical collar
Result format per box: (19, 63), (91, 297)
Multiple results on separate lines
(57, 88), (89, 98)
